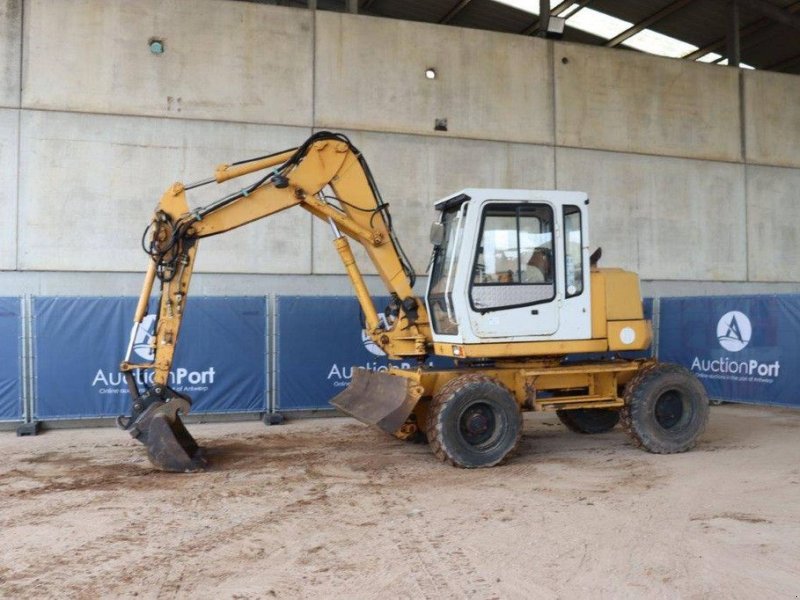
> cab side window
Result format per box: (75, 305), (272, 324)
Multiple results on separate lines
(470, 204), (555, 312)
(563, 205), (583, 298)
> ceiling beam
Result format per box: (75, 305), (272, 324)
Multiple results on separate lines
(521, 0), (592, 36)
(766, 52), (800, 72)
(606, 0), (697, 47)
(736, 0), (800, 33)
(440, 0), (473, 24)
(727, 0), (741, 67)
(538, 0), (551, 37)
(682, 0), (800, 60)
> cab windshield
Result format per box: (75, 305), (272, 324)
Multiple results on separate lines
(427, 205), (464, 335)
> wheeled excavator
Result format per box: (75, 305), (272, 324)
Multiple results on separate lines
(118, 131), (709, 472)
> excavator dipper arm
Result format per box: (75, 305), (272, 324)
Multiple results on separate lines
(118, 132), (430, 471)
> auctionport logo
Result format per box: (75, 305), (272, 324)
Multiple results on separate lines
(691, 309), (780, 383)
(328, 315), (415, 386)
(716, 311), (751, 352)
(133, 314), (157, 361)
(92, 314), (217, 394)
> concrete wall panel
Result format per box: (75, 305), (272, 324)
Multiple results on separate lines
(18, 110), (312, 273)
(744, 71), (800, 169)
(746, 165), (800, 282)
(0, 108), (17, 269)
(0, 0), (21, 107)
(556, 148), (746, 281)
(22, 0), (313, 125)
(314, 12), (553, 145)
(312, 131), (555, 275)
(555, 44), (741, 162)
(8, 3), (800, 288)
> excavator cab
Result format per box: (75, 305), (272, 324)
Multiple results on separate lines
(426, 189), (592, 352)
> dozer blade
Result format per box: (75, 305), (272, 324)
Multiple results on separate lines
(330, 369), (424, 435)
(123, 393), (206, 472)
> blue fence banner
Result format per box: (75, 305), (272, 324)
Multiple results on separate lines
(276, 296), (453, 411)
(33, 296), (267, 419)
(659, 295), (800, 407)
(627, 296), (655, 359)
(0, 297), (22, 421)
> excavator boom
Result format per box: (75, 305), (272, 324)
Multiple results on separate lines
(119, 132), (431, 471)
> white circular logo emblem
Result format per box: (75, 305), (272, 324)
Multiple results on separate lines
(619, 327), (636, 345)
(716, 311), (751, 352)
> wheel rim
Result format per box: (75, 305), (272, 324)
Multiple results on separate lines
(654, 390), (689, 430)
(458, 402), (498, 448)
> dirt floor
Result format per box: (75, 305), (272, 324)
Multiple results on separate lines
(1, 404), (799, 600)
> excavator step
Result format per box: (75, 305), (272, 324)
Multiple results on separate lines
(537, 395), (623, 411)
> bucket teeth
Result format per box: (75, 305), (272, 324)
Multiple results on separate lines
(120, 388), (205, 472)
(330, 369), (424, 435)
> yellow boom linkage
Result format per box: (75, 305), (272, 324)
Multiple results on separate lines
(118, 133), (430, 470)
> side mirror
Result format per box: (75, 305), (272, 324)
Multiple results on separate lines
(429, 222), (445, 246)
(590, 247), (602, 267)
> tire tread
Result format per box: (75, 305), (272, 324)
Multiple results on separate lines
(426, 374), (521, 468)
(621, 362), (709, 454)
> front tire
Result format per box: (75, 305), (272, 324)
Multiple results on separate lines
(426, 374), (522, 468)
(621, 363), (709, 454)
(557, 408), (620, 434)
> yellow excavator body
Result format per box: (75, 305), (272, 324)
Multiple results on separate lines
(119, 132), (708, 472)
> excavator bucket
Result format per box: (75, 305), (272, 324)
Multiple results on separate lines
(330, 369), (424, 435)
(120, 392), (206, 472)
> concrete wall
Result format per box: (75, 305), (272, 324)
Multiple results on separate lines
(18, 111), (312, 273)
(0, 108), (17, 269)
(2, 0), (800, 297)
(555, 43), (742, 163)
(746, 165), (800, 282)
(0, 0), (21, 108)
(22, 0), (314, 125)
(314, 12), (553, 144)
(557, 148), (747, 281)
(744, 71), (800, 169)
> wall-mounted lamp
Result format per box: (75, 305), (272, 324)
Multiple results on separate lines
(546, 16), (565, 38)
(425, 68), (437, 80)
(149, 38), (165, 55)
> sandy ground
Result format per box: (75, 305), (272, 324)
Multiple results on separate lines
(1, 404), (799, 600)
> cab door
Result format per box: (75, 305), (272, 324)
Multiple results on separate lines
(466, 201), (559, 338)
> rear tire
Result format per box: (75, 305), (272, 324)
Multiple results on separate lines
(426, 374), (521, 468)
(556, 408), (620, 434)
(621, 363), (709, 454)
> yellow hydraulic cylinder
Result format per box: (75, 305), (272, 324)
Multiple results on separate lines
(134, 259), (157, 323)
(214, 149), (296, 184)
(333, 233), (380, 333)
